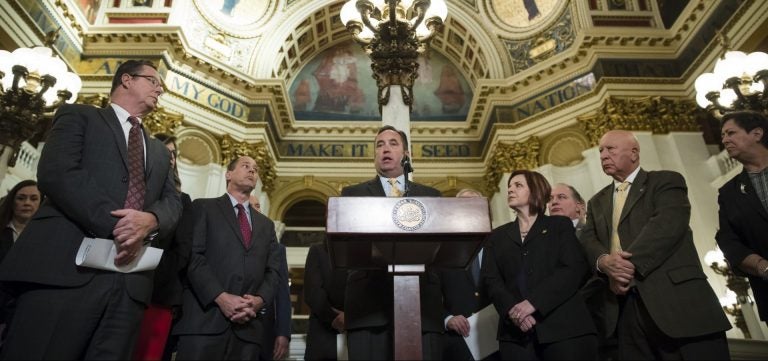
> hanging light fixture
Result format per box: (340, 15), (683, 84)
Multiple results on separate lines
(695, 50), (768, 118)
(0, 31), (81, 166)
(340, 0), (447, 112)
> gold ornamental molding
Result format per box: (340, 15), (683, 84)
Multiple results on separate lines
(578, 96), (701, 147)
(220, 134), (276, 194)
(484, 137), (541, 194)
(143, 106), (184, 136)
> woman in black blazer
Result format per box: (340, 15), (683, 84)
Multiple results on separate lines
(483, 170), (597, 360)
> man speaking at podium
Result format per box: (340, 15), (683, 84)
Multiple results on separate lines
(340, 125), (443, 359)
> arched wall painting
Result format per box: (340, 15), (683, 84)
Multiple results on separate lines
(289, 43), (473, 121)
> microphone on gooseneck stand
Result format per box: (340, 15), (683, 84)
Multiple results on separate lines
(401, 155), (413, 197)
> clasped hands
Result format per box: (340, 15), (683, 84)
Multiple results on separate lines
(331, 307), (345, 332)
(216, 292), (264, 324)
(111, 209), (158, 266)
(508, 300), (536, 332)
(600, 251), (635, 295)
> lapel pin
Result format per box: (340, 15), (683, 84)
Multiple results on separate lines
(542, 229), (547, 234)
(740, 183), (747, 194)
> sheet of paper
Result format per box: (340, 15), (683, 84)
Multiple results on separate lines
(336, 332), (348, 360)
(465, 304), (500, 360)
(75, 237), (163, 273)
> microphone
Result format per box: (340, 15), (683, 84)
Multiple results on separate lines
(401, 155), (413, 174)
(401, 155), (412, 196)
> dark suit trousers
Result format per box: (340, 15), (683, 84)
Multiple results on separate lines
(0, 273), (144, 360)
(618, 291), (730, 360)
(347, 327), (442, 360)
(499, 333), (598, 360)
(176, 330), (261, 360)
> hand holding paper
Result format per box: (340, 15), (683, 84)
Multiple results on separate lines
(76, 237), (163, 273)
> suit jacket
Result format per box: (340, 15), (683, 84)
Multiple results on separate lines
(340, 176), (444, 332)
(483, 215), (595, 344)
(0, 104), (181, 305)
(152, 192), (193, 306)
(261, 244), (292, 359)
(580, 169), (731, 338)
(439, 249), (490, 321)
(716, 169), (768, 321)
(304, 243), (347, 360)
(172, 195), (281, 344)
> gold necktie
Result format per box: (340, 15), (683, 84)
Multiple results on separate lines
(388, 178), (402, 197)
(610, 181), (630, 253)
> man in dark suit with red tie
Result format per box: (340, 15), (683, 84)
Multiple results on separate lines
(172, 156), (282, 359)
(0, 60), (182, 359)
(340, 126), (443, 360)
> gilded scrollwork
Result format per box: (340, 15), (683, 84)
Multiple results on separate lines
(579, 96), (700, 147)
(143, 106), (184, 136)
(485, 137), (541, 194)
(220, 134), (276, 193)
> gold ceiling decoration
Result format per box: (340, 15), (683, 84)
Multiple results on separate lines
(579, 96), (701, 147)
(484, 136), (541, 194)
(143, 106), (184, 136)
(220, 134), (276, 193)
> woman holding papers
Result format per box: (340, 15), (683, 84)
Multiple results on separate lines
(482, 170), (596, 360)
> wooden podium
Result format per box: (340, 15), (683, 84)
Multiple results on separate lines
(326, 197), (491, 360)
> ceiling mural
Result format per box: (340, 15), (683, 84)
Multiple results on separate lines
(288, 42), (474, 122)
(192, 0), (276, 37)
(490, 0), (565, 30)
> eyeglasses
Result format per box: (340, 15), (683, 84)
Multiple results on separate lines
(131, 74), (162, 87)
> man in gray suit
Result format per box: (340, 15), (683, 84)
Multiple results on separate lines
(0, 60), (182, 359)
(579, 130), (731, 360)
(173, 156), (281, 359)
(341, 126), (443, 360)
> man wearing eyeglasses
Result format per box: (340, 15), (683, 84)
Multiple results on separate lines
(0, 60), (181, 359)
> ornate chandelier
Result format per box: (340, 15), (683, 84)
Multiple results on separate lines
(340, 0), (447, 111)
(695, 50), (768, 117)
(0, 32), (81, 166)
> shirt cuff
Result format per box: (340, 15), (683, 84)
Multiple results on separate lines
(596, 254), (608, 273)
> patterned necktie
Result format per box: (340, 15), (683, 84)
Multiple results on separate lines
(388, 178), (402, 197)
(124, 116), (145, 210)
(236, 204), (252, 248)
(610, 181), (631, 253)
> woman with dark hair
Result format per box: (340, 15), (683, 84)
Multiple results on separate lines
(133, 133), (193, 361)
(0, 179), (42, 345)
(0, 180), (42, 261)
(482, 170), (597, 360)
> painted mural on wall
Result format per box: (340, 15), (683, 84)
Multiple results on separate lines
(289, 43), (473, 121)
(76, 0), (101, 23)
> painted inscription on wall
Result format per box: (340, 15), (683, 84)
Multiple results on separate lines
(494, 73), (596, 123)
(281, 142), (478, 158)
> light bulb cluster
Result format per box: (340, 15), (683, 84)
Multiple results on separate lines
(695, 51), (768, 116)
(340, 0), (447, 45)
(0, 46), (82, 107)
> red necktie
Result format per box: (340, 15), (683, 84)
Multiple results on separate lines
(124, 116), (146, 210)
(236, 204), (252, 248)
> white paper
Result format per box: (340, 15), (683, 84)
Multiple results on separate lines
(75, 237), (163, 273)
(336, 332), (348, 360)
(465, 304), (500, 360)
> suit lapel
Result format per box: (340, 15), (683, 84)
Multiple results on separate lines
(366, 177), (386, 196)
(101, 107), (129, 170)
(737, 171), (768, 222)
(217, 195), (246, 248)
(594, 184), (614, 244)
(142, 128), (155, 179)
(620, 169), (647, 223)
(505, 220), (524, 246)
(521, 216), (546, 245)
(248, 204), (259, 248)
